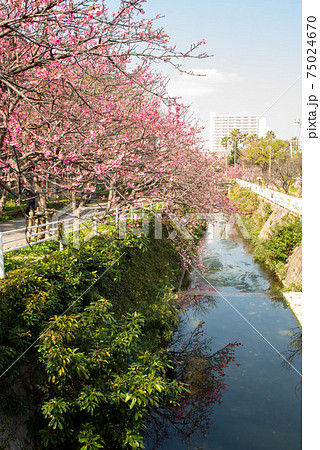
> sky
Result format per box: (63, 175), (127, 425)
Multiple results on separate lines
(108, 0), (302, 148)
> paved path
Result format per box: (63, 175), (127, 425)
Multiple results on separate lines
(0, 203), (109, 252)
(283, 292), (302, 326)
(0, 217), (36, 251)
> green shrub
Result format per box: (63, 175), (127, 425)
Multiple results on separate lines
(0, 226), (185, 448)
(263, 202), (273, 218)
(254, 218), (302, 278)
(229, 185), (260, 215)
(256, 218), (302, 263)
(37, 299), (184, 449)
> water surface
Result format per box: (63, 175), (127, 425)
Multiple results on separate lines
(146, 221), (301, 449)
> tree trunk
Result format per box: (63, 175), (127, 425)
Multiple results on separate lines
(34, 177), (46, 212)
(71, 190), (86, 249)
(71, 190), (77, 215)
(107, 188), (115, 211)
(298, 179), (302, 197)
(34, 177), (47, 240)
(0, 188), (9, 219)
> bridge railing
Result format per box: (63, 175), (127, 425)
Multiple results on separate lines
(235, 179), (302, 216)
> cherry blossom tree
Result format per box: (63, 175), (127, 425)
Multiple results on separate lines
(0, 0), (237, 270)
(0, 0), (208, 196)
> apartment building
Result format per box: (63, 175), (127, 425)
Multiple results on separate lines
(209, 113), (267, 154)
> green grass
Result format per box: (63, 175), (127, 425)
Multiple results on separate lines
(0, 198), (70, 223)
(3, 222), (114, 272)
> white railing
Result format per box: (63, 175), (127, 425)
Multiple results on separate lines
(235, 179), (302, 216)
(0, 201), (165, 279)
(0, 215), (99, 279)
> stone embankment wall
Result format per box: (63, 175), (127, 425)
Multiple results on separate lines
(256, 202), (302, 289)
(255, 202), (302, 325)
(258, 204), (289, 241)
(230, 185), (302, 291)
(283, 244), (302, 289)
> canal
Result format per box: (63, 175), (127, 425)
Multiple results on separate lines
(145, 218), (302, 449)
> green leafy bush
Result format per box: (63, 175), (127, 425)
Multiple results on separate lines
(0, 227), (185, 448)
(254, 218), (302, 275)
(37, 299), (185, 449)
(262, 219), (301, 262)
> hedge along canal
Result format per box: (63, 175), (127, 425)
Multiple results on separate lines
(145, 217), (301, 450)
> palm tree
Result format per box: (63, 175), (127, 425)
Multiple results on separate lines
(220, 136), (229, 169)
(266, 130), (276, 179)
(247, 133), (259, 143)
(266, 130), (276, 140)
(241, 133), (250, 152)
(229, 129), (243, 166)
(221, 136), (229, 152)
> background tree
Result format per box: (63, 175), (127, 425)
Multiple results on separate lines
(265, 130), (276, 180)
(227, 129), (243, 166)
(0, 0), (209, 213)
(270, 149), (302, 194)
(239, 134), (302, 194)
(220, 136), (229, 153)
(220, 136), (229, 170)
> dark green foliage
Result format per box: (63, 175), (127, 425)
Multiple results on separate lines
(0, 228), (184, 448)
(37, 300), (184, 449)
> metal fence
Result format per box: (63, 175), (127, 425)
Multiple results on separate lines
(0, 201), (164, 279)
(235, 179), (302, 216)
(0, 215), (99, 279)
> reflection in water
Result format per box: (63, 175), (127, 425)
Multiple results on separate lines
(282, 327), (302, 391)
(179, 295), (216, 315)
(179, 287), (218, 315)
(284, 327), (302, 364)
(144, 319), (242, 448)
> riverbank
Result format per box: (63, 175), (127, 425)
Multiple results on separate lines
(229, 184), (302, 289)
(229, 184), (302, 323)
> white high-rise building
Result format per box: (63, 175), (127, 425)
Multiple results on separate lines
(209, 113), (267, 154)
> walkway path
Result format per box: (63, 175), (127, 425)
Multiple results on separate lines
(283, 292), (302, 326)
(0, 202), (108, 252)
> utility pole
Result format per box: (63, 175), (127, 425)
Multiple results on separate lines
(294, 118), (302, 151)
(268, 147), (271, 179)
